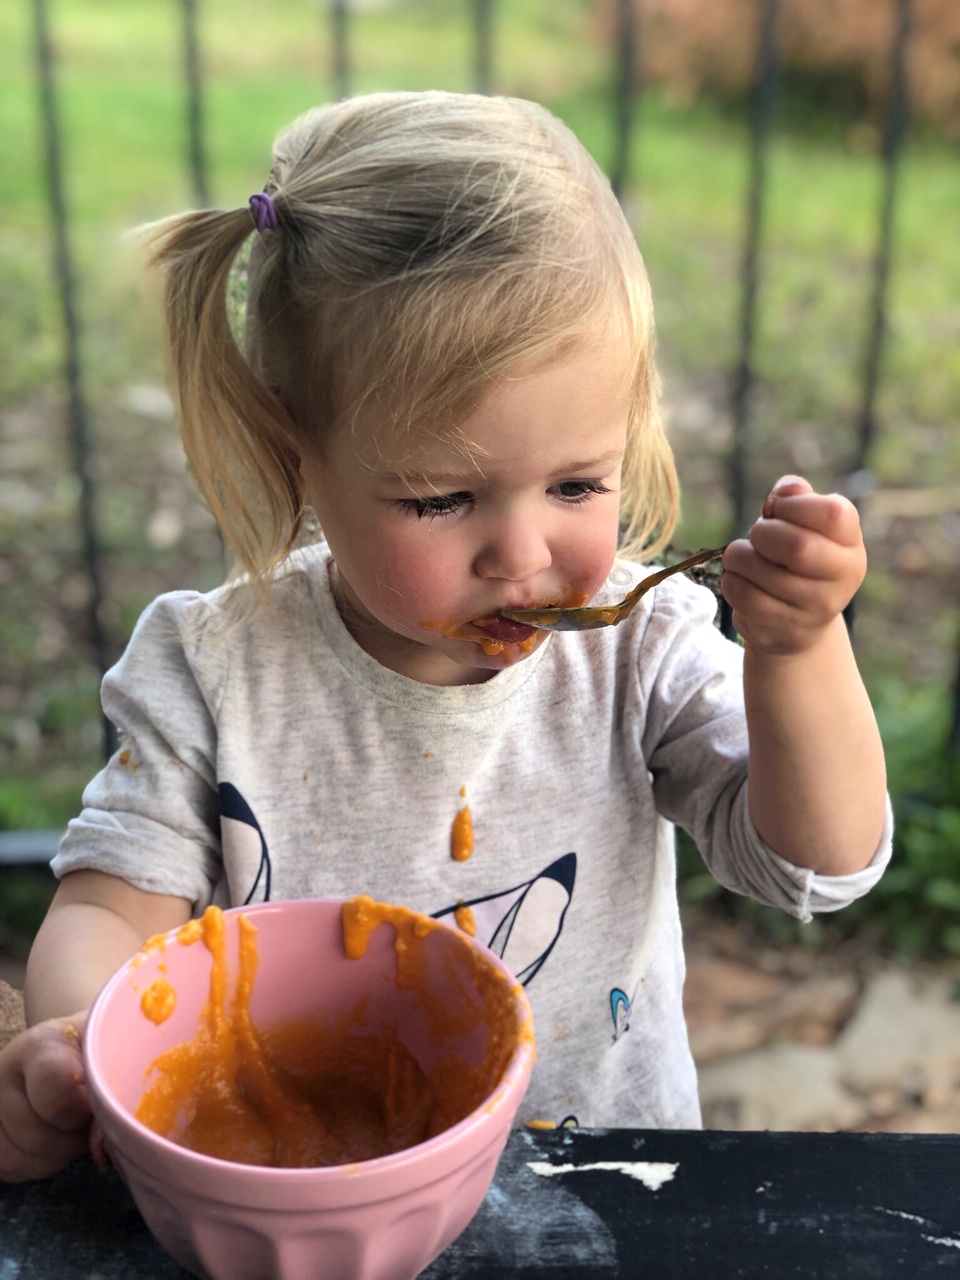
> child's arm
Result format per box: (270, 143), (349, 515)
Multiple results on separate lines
(0, 870), (190, 1182)
(720, 475), (887, 876)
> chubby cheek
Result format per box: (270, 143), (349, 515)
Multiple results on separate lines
(357, 534), (460, 628)
(565, 519), (620, 599)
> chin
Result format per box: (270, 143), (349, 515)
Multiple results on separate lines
(465, 635), (545, 669)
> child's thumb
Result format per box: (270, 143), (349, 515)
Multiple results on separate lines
(28, 1017), (91, 1132)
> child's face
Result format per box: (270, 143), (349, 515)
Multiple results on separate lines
(303, 342), (632, 685)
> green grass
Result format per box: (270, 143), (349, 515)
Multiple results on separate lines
(3, 0), (958, 443)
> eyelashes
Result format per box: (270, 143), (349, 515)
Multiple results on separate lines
(397, 479), (613, 521)
(553, 479), (612, 502)
(398, 491), (475, 520)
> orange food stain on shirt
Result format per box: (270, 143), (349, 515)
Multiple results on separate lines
(141, 978), (177, 1025)
(454, 904), (476, 936)
(135, 899), (533, 1169)
(451, 805), (474, 862)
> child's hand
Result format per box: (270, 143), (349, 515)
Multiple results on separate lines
(0, 1013), (93, 1182)
(721, 475), (866, 657)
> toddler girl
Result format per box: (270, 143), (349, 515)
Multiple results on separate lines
(0, 91), (889, 1182)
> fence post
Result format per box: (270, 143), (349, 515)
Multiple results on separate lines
(31, 0), (117, 761)
(842, 0), (911, 636)
(610, 0), (638, 202)
(181, 0), (210, 207)
(474, 0), (494, 95)
(852, 0), (911, 483)
(331, 0), (350, 101)
(720, 0), (779, 640)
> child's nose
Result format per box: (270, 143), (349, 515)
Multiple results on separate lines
(473, 511), (552, 582)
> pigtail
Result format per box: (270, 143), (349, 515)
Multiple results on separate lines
(143, 205), (304, 583)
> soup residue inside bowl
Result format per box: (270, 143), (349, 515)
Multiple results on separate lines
(133, 897), (531, 1168)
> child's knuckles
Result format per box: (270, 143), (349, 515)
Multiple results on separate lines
(782, 525), (831, 577)
(817, 493), (860, 540)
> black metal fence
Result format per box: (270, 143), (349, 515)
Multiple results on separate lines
(0, 0), (923, 865)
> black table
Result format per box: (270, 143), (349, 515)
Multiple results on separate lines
(3, 1127), (960, 1278)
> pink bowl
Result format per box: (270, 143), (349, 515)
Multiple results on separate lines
(83, 898), (534, 1280)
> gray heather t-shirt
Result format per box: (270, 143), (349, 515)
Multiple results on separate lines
(54, 543), (891, 1128)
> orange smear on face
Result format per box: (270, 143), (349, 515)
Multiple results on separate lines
(421, 617), (505, 655)
(135, 899), (532, 1168)
(422, 586), (589, 657)
(451, 805), (474, 861)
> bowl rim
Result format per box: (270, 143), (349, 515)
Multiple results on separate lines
(83, 897), (535, 1187)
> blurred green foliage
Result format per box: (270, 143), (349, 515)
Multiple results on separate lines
(679, 677), (960, 958)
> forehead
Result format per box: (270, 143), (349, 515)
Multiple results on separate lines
(349, 339), (635, 478)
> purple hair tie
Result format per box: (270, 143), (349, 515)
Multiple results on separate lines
(249, 191), (279, 233)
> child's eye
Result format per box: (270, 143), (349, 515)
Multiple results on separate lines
(551, 479), (612, 502)
(398, 491), (474, 519)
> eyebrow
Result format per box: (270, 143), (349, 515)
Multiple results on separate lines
(379, 450), (625, 488)
(547, 450), (625, 477)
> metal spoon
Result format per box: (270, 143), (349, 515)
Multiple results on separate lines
(500, 546), (727, 632)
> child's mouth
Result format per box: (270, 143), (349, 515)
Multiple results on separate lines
(472, 617), (538, 644)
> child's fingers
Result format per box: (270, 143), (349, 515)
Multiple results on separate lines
(90, 1117), (112, 1170)
(724, 528), (859, 603)
(721, 563), (839, 629)
(0, 1090), (88, 1182)
(0, 1018), (91, 1183)
(722, 503), (865, 654)
(24, 1028), (90, 1130)
(761, 489), (862, 547)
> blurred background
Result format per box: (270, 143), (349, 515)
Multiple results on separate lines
(1, 0), (959, 976)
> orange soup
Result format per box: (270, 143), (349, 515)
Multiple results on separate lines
(134, 898), (532, 1168)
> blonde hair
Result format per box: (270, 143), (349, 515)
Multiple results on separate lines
(145, 91), (679, 583)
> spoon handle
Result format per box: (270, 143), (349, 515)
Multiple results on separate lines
(624, 542), (727, 616)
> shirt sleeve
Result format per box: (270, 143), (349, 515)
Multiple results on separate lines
(636, 576), (892, 922)
(51, 592), (224, 911)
